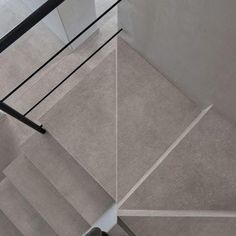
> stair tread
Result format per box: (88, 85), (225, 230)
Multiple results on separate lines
(121, 110), (236, 210)
(0, 117), (21, 181)
(0, 178), (57, 236)
(121, 216), (236, 236)
(117, 38), (200, 201)
(40, 51), (116, 199)
(22, 132), (114, 225)
(8, 53), (90, 121)
(0, 209), (23, 236)
(4, 155), (90, 236)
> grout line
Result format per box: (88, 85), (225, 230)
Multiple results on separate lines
(116, 44), (118, 202)
(118, 209), (236, 218)
(118, 105), (213, 208)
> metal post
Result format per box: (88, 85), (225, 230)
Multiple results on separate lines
(0, 102), (46, 134)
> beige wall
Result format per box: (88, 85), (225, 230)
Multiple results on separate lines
(118, 0), (236, 122)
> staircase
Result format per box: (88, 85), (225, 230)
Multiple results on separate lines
(1, 2), (236, 236)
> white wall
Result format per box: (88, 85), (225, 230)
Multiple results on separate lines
(118, 0), (236, 122)
(21, 0), (97, 48)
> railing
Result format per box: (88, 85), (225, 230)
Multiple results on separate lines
(85, 227), (109, 236)
(0, 0), (122, 134)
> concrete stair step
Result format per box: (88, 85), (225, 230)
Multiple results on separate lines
(121, 110), (236, 211)
(4, 155), (90, 236)
(7, 52), (90, 121)
(22, 132), (114, 225)
(0, 178), (57, 236)
(0, 117), (21, 181)
(0, 209), (23, 236)
(117, 38), (201, 201)
(120, 215), (236, 236)
(40, 51), (116, 199)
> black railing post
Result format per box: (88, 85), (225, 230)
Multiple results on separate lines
(0, 102), (46, 134)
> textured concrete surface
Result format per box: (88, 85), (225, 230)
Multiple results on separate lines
(0, 179), (57, 236)
(0, 209), (23, 236)
(121, 216), (236, 236)
(0, 117), (21, 180)
(4, 155), (90, 236)
(122, 110), (236, 210)
(23, 132), (114, 225)
(117, 38), (200, 201)
(41, 52), (116, 199)
(8, 53), (90, 120)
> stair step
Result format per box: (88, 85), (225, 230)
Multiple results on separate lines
(8, 53), (90, 121)
(0, 178), (57, 236)
(22, 132), (114, 225)
(0, 117), (21, 181)
(120, 216), (236, 236)
(121, 110), (236, 211)
(0, 209), (23, 236)
(40, 51), (116, 199)
(117, 38), (200, 201)
(4, 155), (90, 236)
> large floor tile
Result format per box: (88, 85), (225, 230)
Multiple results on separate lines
(121, 216), (236, 236)
(23, 132), (114, 225)
(4, 155), (90, 236)
(0, 179), (57, 236)
(8, 53), (90, 121)
(122, 110), (236, 210)
(117, 38), (200, 201)
(40, 52), (116, 199)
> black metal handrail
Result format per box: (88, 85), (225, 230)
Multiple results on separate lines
(0, 0), (65, 54)
(0, 0), (123, 134)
